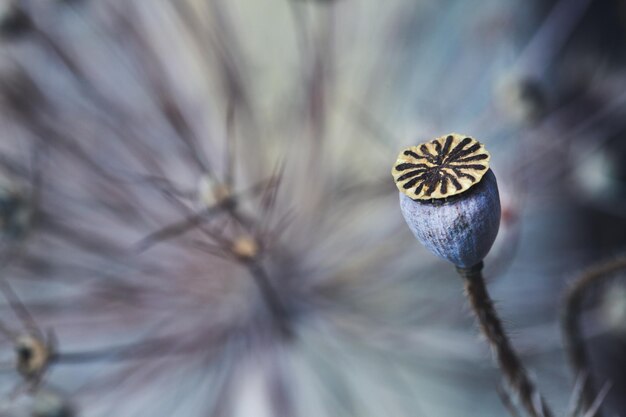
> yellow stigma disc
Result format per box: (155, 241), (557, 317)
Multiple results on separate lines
(392, 133), (490, 200)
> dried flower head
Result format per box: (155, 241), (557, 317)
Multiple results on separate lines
(395, 134), (500, 268)
(392, 134), (490, 201)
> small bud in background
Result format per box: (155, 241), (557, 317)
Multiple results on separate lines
(15, 334), (51, 379)
(496, 75), (548, 125)
(231, 236), (260, 262)
(0, 1), (31, 38)
(392, 134), (500, 268)
(197, 174), (234, 209)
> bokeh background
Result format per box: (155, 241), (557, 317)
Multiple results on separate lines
(0, 0), (625, 416)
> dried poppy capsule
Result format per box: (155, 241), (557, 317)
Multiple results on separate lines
(393, 136), (554, 417)
(392, 133), (500, 268)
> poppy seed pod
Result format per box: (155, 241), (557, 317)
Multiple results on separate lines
(393, 134), (500, 268)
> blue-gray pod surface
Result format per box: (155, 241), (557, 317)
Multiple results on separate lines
(399, 169), (500, 268)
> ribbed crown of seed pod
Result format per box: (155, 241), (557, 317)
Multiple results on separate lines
(392, 133), (500, 268)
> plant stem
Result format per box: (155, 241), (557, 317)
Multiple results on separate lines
(246, 261), (293, 339)
(562, 256), (626, 417)
(457, 262), (553, 417)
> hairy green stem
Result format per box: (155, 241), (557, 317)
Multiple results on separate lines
(457, 262), (553, 417)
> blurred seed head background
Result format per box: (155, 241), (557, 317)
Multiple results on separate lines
(0, 0), (625, 416)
